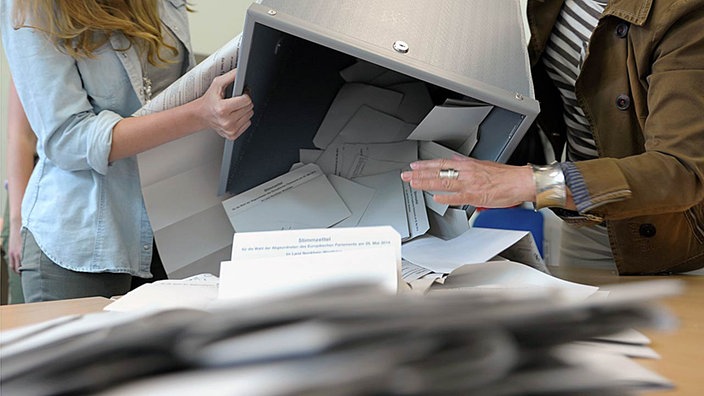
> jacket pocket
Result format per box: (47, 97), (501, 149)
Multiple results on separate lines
(684, 202), (704, 244)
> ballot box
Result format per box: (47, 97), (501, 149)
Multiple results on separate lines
(218, 0), (539, 196)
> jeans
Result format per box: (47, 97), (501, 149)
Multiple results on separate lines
(21, 230), (132, 302)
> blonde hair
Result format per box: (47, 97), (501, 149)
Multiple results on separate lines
(13, 0), (184, 65)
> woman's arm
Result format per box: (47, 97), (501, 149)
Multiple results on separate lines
(7, 78), (37, 273)
(109, 68), (253, 162)
(400, 156), (577, 210)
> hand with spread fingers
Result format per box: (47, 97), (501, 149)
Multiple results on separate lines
(401, 157), (539, 208)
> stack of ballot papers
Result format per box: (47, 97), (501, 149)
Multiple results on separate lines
(0, 279), (681, 395)
(221, 58), (497, 247)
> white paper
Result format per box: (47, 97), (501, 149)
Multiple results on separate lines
(573, 341), (660, 359)
(103, 278), (219, 312)
(402, 227), (542, 274)
(313, 83), (404, 149)
(401, 260), (434, 282)
(222, 163), (351, 232)
(353, 171), (410, 239)
(327, 175), (375, 228)
(136, 35), (241, 276)
(427, 207), (470, 240)
(340, 140), (417, 178)
(407, 105), (492, 154)
(388, 82), (435, 124)
(138, 132), (232, 275)
(423, 191), (449, 216)
(433, 261), (599, 302)
(299, 148), (323, 164)
(133, 35), (241, 116)
(337, 105), (414, 144)
(401, 180), (430, 240)
(219, 226), (401, 302)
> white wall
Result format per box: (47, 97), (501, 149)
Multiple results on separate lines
(188, 1), (252, 55)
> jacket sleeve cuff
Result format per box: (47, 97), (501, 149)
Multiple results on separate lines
(559, 161), (592, 213)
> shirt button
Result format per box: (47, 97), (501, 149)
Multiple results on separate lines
(639, 223), (656, 238)
(615, 22), (630, 38)
(615, 94), (631, 111)
(143, 244), (151, 251)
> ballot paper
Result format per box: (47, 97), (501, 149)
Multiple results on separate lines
(402, 227), (545, 274)
(340, 140), (418, 178)
(138, 132), (233, 277)
(103, 275), (219, 313)
(427, 207), (470, 240)
(353, 171), (410, 239)
(135, 35), (241, 276)
(218, 226), (401, 303)
(133, 35), (241, 117)
(221, 163), (351, 232)
(407, 104), (492, 155)
(337, 105), (416, 144)
(339, 58), (417, 87)
(431, 260), (599, 302)
(313, 83), (404, 149)
(326, 175), (375, 228)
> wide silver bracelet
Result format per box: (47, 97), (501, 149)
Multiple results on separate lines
(530, 162), (566, 209)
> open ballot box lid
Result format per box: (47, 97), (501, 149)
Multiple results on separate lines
(219, 0), (539, 195)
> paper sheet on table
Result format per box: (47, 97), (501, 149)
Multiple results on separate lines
(353, 171), (410, 239)
(573, 341), (660, 359)
(222, 163), (351, 232)
(592, 329), (651, 345)
(327, 175), (375, 228)
(103, 276), (219, 312)
(313, 83), (404, 149)
(552, 344), (673, 391)
(402, 227), (544, 274)
(432, 260), (598, 302)
(219, 226), (401, 302)
(407, 105), (492, 154)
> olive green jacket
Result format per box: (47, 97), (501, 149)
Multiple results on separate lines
(527, 0), (704, 274)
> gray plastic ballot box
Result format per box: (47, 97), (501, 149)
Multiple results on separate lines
(219, 0), (539, 195)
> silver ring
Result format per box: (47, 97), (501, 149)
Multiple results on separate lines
(438, 168), (460, 179)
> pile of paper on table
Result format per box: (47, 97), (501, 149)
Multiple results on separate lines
(0, 278), (680, 395)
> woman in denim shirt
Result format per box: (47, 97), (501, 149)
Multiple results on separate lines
(1, 0), (253, 301)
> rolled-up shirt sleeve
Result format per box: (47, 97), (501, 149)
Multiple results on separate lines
(1, 1), (123, 175)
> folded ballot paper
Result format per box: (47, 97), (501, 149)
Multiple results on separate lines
(0, 279), (681, 396)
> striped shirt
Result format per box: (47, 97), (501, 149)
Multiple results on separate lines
(542, 0), (608, 162)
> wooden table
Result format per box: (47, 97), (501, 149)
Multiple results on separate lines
(1, 270), (702, 394)
(550, 267), (704, 395)
(0, 296), (112, 331)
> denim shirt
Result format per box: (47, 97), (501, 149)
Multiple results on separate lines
(1, 0), (196, 276)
